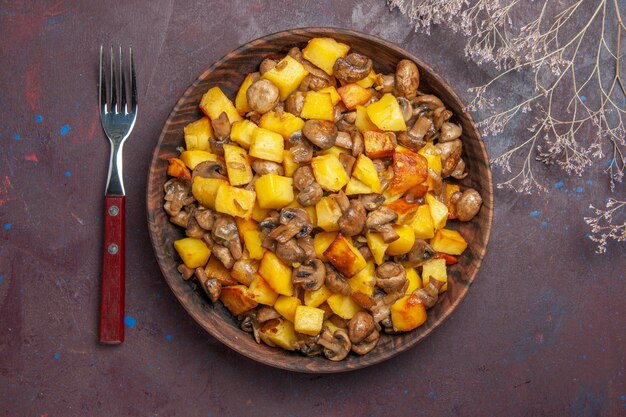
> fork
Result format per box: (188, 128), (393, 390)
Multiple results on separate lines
(98, 45), (137, 344)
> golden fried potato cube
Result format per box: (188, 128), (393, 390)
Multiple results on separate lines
(214, 184), (256, 219)
(337, 83), (373, 110)
(235, 72), (258, 115)
(294, 305), (325, 336)
(261, 55), (309, 100)
(355, 70), (377, 88)
(230, 119), (258, 149)
(391, 294), (427, 331)
(355, 105), (380, 133)
(387, 148), (429, 196)
(319, 145), (350, 158)
(204, 255), (238, 286)
(179, 150), (218, 169)
(425, 193), (449, 230)
(199, 86), (242, 124)
(254, 173), (294, 209)
(249, 127), (285, 163)
(345, 177), (373, 195)
(258, 251), (293, 296)
(183, 117), (213, 151)
(430, 228), (468, 255)
(274, 295), (302, 322)
(363, 131), (396, 159)
(259, 318), (299, 350)
(311, 154), (350, 192)
(191, 177), (229, 209)
(313, 231), (339, 261)
(327, 293), (362, 320)
(411, 204), (435, 239)
(352, 154), (382, 193)
(324, 233), (367, 277)
(282, 149), (300, 177)
(366, 93), (407, 131)
(315, 195), (343, 232)
(259, 110), (305, 140)
(302, 37), (350, 75)
(365, 231), (389, 265)
(219, 285), (258, 316)
(249, 274), (279, 306)
(418, 142), (442, 175)
(347, 261), (376, 296)
(242, 229), (264, 260)
(174, 237), (211, 269)
(300, 91), (335, 121)
(223, 144), (253, 186)
(421, 258), (448, 293)
(385, 198), (421, 224)
(385, 224), (416, 256)
(304, 285), (333, 308)
(317, 86), (341, 105)
(405, 267), (422, 294)
(167, 158), (191, 180)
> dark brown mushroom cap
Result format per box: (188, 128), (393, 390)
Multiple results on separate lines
(318, 328), (351, 361)
(211, 111), (231, 141)
(375, 262), (407, 293)
(259, 59), (277, 75)
(275, 238), (307, 265)
(246, 79), (280, 114)
(359, 193), (385, 211)
(456, 188), (482, 222)
(205, 278), (221, 303)
(252, 160), (284, 176)
(436, 139), (462, 177)
(192, 160), (227, 181)
(366, 207), (399, 242)
(347, 311), (376, 343)
(267, 207), (313, 243)
(292, 259), (326, 291)
(338, 199), (366, 236)
(293, 166), (315, 191)
(351, 328), (380, 355)
(402, 238), (436, 267)
(325, 263), (352, 295)
(285, 91), (306, 116)
(333, 52), (373, 83)
(302, 120), (337, 150)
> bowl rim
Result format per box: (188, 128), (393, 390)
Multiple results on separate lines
(147, 26), (493, 373)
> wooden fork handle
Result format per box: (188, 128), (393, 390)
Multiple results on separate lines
(99, 195), (125, 344)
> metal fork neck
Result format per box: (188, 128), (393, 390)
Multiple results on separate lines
(105, 141), (125, 196)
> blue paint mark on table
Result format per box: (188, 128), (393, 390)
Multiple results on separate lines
(530, 210), (540, 218)
(35, 115), (43, 123)
(541, 221), (549, 228)
(554, 180), (564, 190)
(14, 134), (20, 141)
(574, 186), (583, 193)
(0, 275), (4, 284)
(53, 353), (60, 360)
(165, 334), (173, 341)
(4, 223), (11, 230)
(124, 316), (137, 327)
(60, 124), (71, 136)
(65, 171), (71, 177)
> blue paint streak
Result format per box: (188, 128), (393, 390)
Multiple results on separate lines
(65, 171), (71, 177)
(124, 316), (137, 327)
(574, 186), (584, 193)
(587, 180), (593, 186)
(4, 223), (11, 230)
(621, 394), (625, 401)
(46, 16), (62, 25)
(60, 124), (71, 136)
(530, 210), (540, 218)
(14, 134), (20, 141)
(53, 353), (60, 360)
(428, 391), (438, 399)
(35, 115), (43, 123)
(165, 334), (173, 341)
(554, 180), (564, 190)
(0, 275), (4, 284)
(581, 95), (586, 102)
(541, 221), (549, 228)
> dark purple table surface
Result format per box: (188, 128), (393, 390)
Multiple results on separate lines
(1, 1), (624, 416)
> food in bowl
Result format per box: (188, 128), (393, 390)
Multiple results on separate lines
(163, 36), (483, 361)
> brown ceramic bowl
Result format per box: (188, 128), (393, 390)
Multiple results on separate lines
(147, 28), (493, 373)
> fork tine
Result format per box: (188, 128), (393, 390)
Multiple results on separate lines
(130, 47), (137, 112)
(110, 46), (117, 113)
(119, 46), (127, 114)
(99, 45), (107, 113)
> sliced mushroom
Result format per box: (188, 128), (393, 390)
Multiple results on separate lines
(300, 73), (334, 91)
(302, 120), (337, 150)
(408, 115), (433, 143)
(297, 235), (316, 259)
(289, 132), (314, 163)
(351, 328), (380, 355)
(240, 310), (261, 343)
(169, 208), (191, 227)
(205, 278), (221, 303)
(164, 178), (194, 216)
(366, 207), (399, 243)
(194, 207), (215, 230)
(402, 239), (436, 267)
(413, 278), (445, 308)
(257, 306), (281, 322)
(333, 52), (373, 83)
(259, 59), (277, 75)
(210, 111), (231, 141)
(299, 335), (324, 357)
(252, 160), (284, 176)
(192, 160), (227, 181)
(247, 79), (280, 114)
(338, 199), (366, 236)
(436, 139), (462, 177)
(285, 91), (306, 116)
(177, 263), (194, 280)
(325, 263), (352, 295)
(376, 262), (407, 293)
(347, 311), (376, 344)
(335, 131), (353, 149)
(397, 97), (413, 121)
(298, 183), (323, 207)
(351, 131), (364, 157)
(231, 259), (259, 286)
(396, 131), (425, 152)
(440, 122), (462, 142)
(318, 328), (351, 361)
(202, 233), (236, 269)
(413, 94), (444, 109)
(359, 193), (385, 211)
(267, 208), (313, 243)
(339, 153), (356, 176)
(356, 242), (373, 262)
(212, 214), (243, 260)
(450, 159), (468, 179)
(185, 216), (205, 238)
(292, 258), (326, 291)
(293, 166), (315, 190)
(456, 188), (482, 222)
(375, 73), (395, 93)
(275, 238), (307, 265)
(395, 60), (420, 100)
(433, 106), (453, 130)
